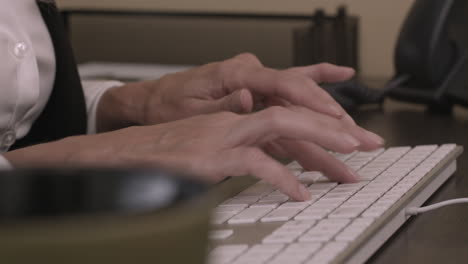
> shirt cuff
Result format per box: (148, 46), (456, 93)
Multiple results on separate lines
(0, 154), (12, 170)
(81, 80), (124, 134)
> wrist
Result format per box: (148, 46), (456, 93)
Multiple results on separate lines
(2, 136), (81, 168)
(96, 82), (151, 132)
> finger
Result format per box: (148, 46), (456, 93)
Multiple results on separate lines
(229, 106), (364, 154)
(286, 106), (384, 151)
(232, 53), (264, 67)
(278, 139), (359, 183)
(288, 63), (358, 126)
(261, 84), (356, 127)
(262, 141), (291, 159)
(228, 67), (345, 119)
(215, 89), (254, 113)
(351, 126), (386, 151)
(188, 89), (253, 115)
(290, 63), (355, 84)
(219, 147), (310, 201)
(222, 56), (352, 121)
(263, 96), (292, 107)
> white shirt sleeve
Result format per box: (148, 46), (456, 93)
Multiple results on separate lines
(0, 155), (12, 170)
(81, 80), (124, 134)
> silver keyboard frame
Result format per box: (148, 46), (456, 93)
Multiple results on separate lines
(213, 146), (463, 264)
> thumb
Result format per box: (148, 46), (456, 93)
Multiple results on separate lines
(215, 88), (254, 113)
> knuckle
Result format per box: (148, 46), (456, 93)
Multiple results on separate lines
(317, 62), (334, 69)
(263, 106), (285, 122)
(261, 106), (289, 130)
(235, 52), (261, 65)
(244, 148), (268, 165)
(216, 60), (236, 78)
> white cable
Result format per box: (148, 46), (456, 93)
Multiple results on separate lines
(406, 198), (468, 216)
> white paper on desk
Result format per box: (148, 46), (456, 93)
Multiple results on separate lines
(78, 62), (194, 82)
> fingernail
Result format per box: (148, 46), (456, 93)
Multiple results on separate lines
(347, 168), (360, 182)
(299, 184), (311, 201)
(343, 134), (360, 148)
(365, 130), (385, 146)
(328, 104), (343, 117)
(342, 67), (355, 75)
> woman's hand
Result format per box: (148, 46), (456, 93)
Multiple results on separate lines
(4, 106), (383, 201)
(96, 53), (356, 132)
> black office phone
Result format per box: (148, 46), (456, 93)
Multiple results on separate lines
(385, 0), (468, 111)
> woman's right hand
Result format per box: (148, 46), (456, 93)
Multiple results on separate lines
(3, 105), (384, 201)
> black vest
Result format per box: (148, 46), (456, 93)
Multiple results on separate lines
(10, 1), (87, 150)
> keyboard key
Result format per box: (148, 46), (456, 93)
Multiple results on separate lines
(269, 243), (322, 264)
(287, 161), (303, 170)
(299, 219), (350, 242)
(328, 205), (367, 218)
(209, 244), (248, 264)
(228, 207), (272, 224)
(298, 171), (323, 184)
(304, 242), (348, 264)
(335, 218), (374, 242)
(263, 232), (301, 244)
(215, 205), (246, 214)
(250, 201), (280, 209)
(238, 182), (275, 197)
(362, 206), (387, 218)
(259, 195), (289, 204)
(261, 208), (301, 222)
(233, 244), (284, 264)
(263, 220), (316, 244)
(220, 200), (249, 207)
(308, 182), (338, 192)
(210, 229), (234, 240)
(227, 196), (260, 204)
(294, 209), (329, 221)
(279, 220), (316, 231)
(279, 201), (313, 210)
(212, 211), (239, 225)
(334, 151), (358, 161)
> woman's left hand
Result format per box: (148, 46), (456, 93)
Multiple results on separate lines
(96, 53), (357, 132)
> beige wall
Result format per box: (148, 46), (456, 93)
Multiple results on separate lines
(57, 0), (414, 78)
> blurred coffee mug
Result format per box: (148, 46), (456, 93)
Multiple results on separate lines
(0, 168), (212, 264)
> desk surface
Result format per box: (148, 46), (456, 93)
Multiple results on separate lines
(354, 100), (468, 263)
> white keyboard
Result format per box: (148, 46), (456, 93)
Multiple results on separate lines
(208, 144), (463, 264)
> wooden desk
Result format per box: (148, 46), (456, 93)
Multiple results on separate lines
(355, 100), (468, 263)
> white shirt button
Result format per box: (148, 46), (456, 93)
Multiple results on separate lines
(1, 130), (16, 152)
(13, 41), (28, 58)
